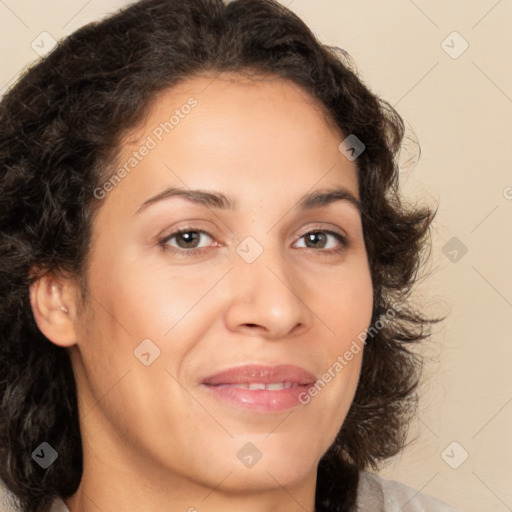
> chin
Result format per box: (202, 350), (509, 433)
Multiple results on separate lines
(205, 436), (322, 493)
(212, 459), (317, 494)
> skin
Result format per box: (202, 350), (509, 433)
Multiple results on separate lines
(30, 72), (374, 512)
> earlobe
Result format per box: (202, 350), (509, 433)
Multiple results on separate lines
(29, 270), (78, 347)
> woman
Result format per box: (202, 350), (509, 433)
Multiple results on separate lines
(0, 0), (458, 510)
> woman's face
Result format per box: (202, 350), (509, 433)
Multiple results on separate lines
(67, 73), (373, 494)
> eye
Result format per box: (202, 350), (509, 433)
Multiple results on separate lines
(294, 229), (348, 254)
(159, 226), (349, 256)
(160, 228), (214, 255)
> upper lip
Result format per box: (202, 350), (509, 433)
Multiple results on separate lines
(202, 364), (317, 386)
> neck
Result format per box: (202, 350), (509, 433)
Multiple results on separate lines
(64, 463), (318, 512)
(63, 427), (319, 512)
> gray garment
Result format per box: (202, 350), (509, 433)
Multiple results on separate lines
(355, 471), (461, 511)
(1, 471), (461, 511)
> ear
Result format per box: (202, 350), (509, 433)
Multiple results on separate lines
(29, 268), (80, 347)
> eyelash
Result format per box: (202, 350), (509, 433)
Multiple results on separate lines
(158, 226), (349, 257)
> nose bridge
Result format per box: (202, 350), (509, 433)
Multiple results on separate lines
(224, 233), (311, 337)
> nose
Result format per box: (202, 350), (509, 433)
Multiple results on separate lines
(223, 245), (314, 340)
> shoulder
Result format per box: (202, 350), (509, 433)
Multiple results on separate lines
(356, 471), (462, 512)
(0, 479), (20, 512)
(0, 479), (70, 512)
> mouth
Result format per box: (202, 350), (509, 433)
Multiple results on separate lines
(201, 364), (317, 413)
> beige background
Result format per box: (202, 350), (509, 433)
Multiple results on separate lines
(1, 1), (511, 511)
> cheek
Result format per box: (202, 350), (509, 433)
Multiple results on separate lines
(322, 257), (374, 344)
(310, 258), (373, 403)
(81, 256), (181, 343)
(73, 252), (219, 408)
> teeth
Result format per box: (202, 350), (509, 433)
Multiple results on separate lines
(229, 382), (294, 390)
(265, 382), (285, 390)
(248, 383), (266, 390)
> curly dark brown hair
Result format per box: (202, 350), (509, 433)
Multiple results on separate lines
(0, 0), (443, 511)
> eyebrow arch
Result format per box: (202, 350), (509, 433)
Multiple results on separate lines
(135, 186), (361, 215)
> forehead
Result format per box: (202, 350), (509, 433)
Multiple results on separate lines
(98, 71), (358, 215)
(139, 70), (345, 148)
(158, 70), (338, 115)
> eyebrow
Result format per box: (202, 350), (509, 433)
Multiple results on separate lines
(135, 186), (361, 215)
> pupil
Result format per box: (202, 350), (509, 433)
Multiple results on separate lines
(179, 231), (199, 248)
(307, 232), (325, 248)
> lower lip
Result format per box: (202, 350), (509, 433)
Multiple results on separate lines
(201, 384), (311, 413)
